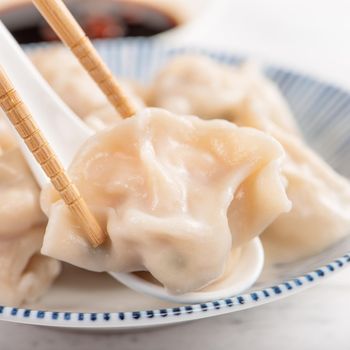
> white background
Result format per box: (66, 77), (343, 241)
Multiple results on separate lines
(1, 0), (350, 349)
(172, 0), (350, 89)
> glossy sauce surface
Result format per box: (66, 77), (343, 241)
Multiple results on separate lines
(4, 2), (178, 44)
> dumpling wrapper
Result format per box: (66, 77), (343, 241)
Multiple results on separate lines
(259, 126), (350, 263)
(0, 149), (61, 306)
(149, 55), (300, 136)
(151, 55), (350, 263)
(41, 108), (290, 294)
(227, 72), (350, 263)
(0, 149), (45, 235)
(148, 55), (246, 120)
(0, 225), (61, 306)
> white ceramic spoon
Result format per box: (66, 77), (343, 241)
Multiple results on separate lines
(0, 22), (264, 304)
(112, 238), (264, 304)
(0, 21), (93, 188)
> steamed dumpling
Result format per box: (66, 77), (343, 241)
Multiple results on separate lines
(149, 55), (246, 119)
(261, 128), (350, 263)
(0, 149), (45, 235)
(149, 55), (300, 135)
(0, 225), (60, 306)
(150, 55), (350, 262)
(0, 148), (61, 306)
(30, 47), (145, 130)
(41, 108), (290, 294)
(226, 70), (350, 262)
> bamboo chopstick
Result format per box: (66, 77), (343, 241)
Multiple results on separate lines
(32, 0), (136, 119)
(0, 65), (107, 247)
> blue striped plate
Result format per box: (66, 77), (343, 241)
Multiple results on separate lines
(1, 39), (349, 330)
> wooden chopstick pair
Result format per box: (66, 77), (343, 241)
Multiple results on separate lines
(0, 0), (136, 247)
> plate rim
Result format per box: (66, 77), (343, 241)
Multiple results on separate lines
(0, 252), (348, 328)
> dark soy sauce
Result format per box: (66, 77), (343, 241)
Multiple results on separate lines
(2, 1), (179, 44)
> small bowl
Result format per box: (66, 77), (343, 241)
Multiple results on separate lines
(0, 0), (206, 44)
(0, 39), (349, 330)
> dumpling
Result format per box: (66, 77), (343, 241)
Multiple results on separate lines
(0, 149), (45, 235)
(30, 47), (145, 130)
(0, 225), (60, 306)
(149, 55), (300, 135)
(41, 108), (290, 294)
(150, 55), (350, 263)
(148, 55), (246, 119)
(0, 148), (61, 306)
(225, 70), (350, 263)
(261, 128), (350, 263)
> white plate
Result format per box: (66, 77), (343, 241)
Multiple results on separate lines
(1, 39), (349, 330)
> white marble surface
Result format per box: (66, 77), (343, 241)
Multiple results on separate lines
(1, 0), (350, 349)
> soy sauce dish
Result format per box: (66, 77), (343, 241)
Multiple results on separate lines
(0, 40), (349, 330)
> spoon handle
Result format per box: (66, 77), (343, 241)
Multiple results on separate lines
(0, 65), (107, 248)
(32, 0), (136, 119)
